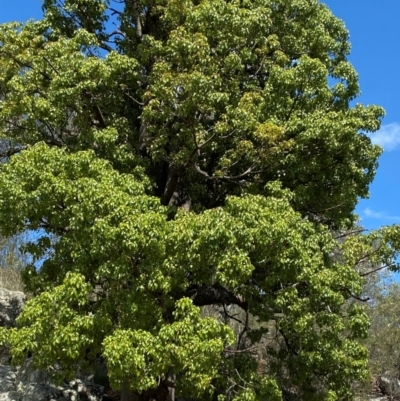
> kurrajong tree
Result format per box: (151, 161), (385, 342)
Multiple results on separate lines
(1, 1), (400, 400)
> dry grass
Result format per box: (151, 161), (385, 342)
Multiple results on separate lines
(0, 267), (24, 292)
(0, 233), (29, 292)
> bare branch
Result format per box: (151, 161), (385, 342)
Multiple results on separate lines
(235, 368), (251, 386)
(324, 203), (346, 212)
(223, 346), (258, 354)
(194, 163), (213, 179)
(222, 166), (259, 181)
(198, 131), (217, 149)
(108, 7), (122, 15)
(237, 309), (249, 349)
(340, 286), (370, 302)
(161, 167), (179, 206)
(92, 103), (107, 129)
(334, 228), (366, 240)
(0, 145), (28, 160)
(43, 57), (60, 76)
(223, 304), (245, 325)
(83, 90), (107, 129)
(194, 163), (259, 182)
(123, 90), (145, 106)
(352, 244), (383, 269)
(359, 264), (391, 277)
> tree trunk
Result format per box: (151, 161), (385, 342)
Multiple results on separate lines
(162, 167), (179, 206)
(121, 382), (138, 401)
(120, 380), (172, 401)
(167, 373), (175, 401)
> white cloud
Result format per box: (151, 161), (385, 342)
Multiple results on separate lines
(364, 207), (400, 222)
(368, 123), (400, 151)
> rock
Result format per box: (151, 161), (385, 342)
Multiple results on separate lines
(0, 288), (25, 328)
(378, 373), (400, 396)
(0, 288), (26, 365)
(0, 360), (104, 401)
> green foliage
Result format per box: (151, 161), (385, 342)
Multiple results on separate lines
(0, 1), (397, 400)
(9, 272), (93, 380)
(103, 298), (234, 395)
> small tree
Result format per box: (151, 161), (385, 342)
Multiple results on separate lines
(0, 1), (399, 400)
(353, 271), (400, 399)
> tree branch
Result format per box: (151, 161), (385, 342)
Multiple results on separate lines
(161, 167), (179, 206)
(43, 56), (60, 75)
(223, 304), (245, 325)
(223, 346), (257, 354)
(334, 228), (366, 240)
(237, 309), (249, 349)
(340, 286), (370, 302)
(352, 244), (383, 269)
(0, 145), (28, 160)
(359, 264), (391, 277)
(132, 0), (142, 39)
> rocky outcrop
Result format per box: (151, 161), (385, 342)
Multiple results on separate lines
(355, 374), (400, 401)
(0, 288), (25, 328)
(377, 374), (400, 398)
(0, 288), (25, 366)
(0, 360), (105, 401)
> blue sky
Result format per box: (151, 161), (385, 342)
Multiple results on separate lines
(1, 1), (399, 231)
(0, 0), (42, 22)
(323, 1), (400, 230)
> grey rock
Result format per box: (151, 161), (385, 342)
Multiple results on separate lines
(378, 373), (400, 396)
(0, 361), (104, 401)
(0, 288), (26, 365)
(0, 288), (25, 328)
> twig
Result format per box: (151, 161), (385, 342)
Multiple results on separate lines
(352, 244), (383, 269)
(237, 309), (249, 349)
(235, 368), (250, 386)
(222, 166), (259, 181)
(108, 7), (122, 15)
(0, 145), (28, 159)
(123, 90), (145, 106)
(223, 304), (244, 325)
(324, 203), (346, 212)
(334, 228), (366, 240)
(359, 264), (391, 277)
(224, 346), (257, 354)
(43, 56), (60, 75)
(194, 163), (212, 179)
(340, 286), (370, 302)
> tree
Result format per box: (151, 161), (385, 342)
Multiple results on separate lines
(348, 268), (400, 399)
(363, 277), (400, 385)
(335, 228), (400, 399)
(0, 1), (399, 400)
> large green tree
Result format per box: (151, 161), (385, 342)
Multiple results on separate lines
(0, 1), (399, 400)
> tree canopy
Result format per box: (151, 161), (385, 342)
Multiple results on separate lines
(0, 1), (399, 400)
